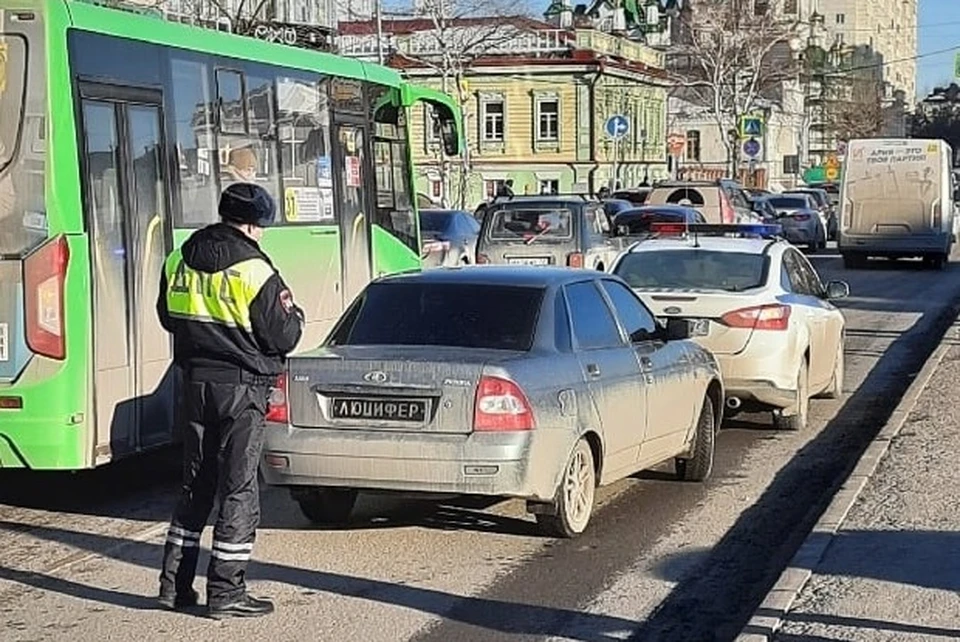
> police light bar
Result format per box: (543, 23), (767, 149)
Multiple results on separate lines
(686, 223), (783, 239)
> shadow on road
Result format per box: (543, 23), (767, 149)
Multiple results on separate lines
(0, 521), (636, 642)
(635, 298), (960, 641)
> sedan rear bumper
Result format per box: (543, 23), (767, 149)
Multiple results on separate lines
(261, 423), (574, 502)
(714, 335), (801, 409)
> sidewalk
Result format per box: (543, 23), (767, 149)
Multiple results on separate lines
(741, 331), (960, 641)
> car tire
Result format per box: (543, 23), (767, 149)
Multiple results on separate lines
(816, 339), (844, 400)
(292, 487), (359, 525)
(536, 438), (596, 538)
(675, 395), (716, 482)
(773, 358), (809, 431)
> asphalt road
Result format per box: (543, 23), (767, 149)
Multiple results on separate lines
(1, 247), (960, 642)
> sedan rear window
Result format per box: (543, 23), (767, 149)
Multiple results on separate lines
(767, 196), (810, 210)
(329, 283), (544, 350)
(614, 250), (768, 292)
(488, 207), (573, 240)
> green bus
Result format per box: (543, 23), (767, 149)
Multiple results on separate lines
(0, 0), (462, 469)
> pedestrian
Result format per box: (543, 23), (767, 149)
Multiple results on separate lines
(156, 183), (304, 619)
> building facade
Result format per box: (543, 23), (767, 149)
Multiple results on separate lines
(339, 19), (671, 207)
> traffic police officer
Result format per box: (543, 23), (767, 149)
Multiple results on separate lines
(156, 183), (304, 619)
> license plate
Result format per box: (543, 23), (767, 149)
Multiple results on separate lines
(690, 319), (710, 336)
(330, 397), (428, 422)
(0, 323), (7, 362)
(507, 257), (550, 265)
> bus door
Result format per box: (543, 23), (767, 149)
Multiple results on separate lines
(78, 83), (174, 460)
(332, 117), (373, 308)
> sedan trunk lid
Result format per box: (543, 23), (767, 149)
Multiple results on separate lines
(287, 346), (520, 433)
(636, 290), (764, 355)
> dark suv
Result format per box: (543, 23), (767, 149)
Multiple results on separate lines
(476, 195), (619, 271)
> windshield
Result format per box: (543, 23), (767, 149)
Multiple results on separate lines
(488, 207), (573, 241)
(767, 197), (810, 210)
(330, 282), (544, 350)
(419, 211), (454, 234)
(614, 250), (768, 292)
(0, 17), (45, 258)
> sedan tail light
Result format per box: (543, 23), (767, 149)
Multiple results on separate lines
(933, 203), (942, 228)
(265, 373), (289, 423)
(720, 304), (791, 331)
(24, 235), (70, 360)
(473, 375), (535, 431)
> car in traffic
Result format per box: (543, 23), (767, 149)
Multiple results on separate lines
(763, 193), (827, 252)
(784, 187), (836, 240)
(419, 209), (481, 267)
(645, 179), (757, 224)
(612, 205), (707, 237)
(260, 267), (724, 538)
(601, 198), (636, 226)
(610, 223), (849, 431)
(610, 187), (652, 206)
(475, 195), (619, 270)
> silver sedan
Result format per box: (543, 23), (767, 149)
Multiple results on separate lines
(261, 267), (724, 538)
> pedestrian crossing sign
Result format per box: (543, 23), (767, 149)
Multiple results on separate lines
(739, 115), (763, 139)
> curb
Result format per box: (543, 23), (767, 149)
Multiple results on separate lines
(735, 316), (960, 642)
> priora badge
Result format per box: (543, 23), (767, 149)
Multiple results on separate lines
(362, 371), (388, 383)
(664, 306), (682, 314)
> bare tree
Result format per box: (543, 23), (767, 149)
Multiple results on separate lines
(821, 75), (884, 143)
(668, 0), (801, 177)
(392, 0), (537, 207)
(120, 0), (277, 36)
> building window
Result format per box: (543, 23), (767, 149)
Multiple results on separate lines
(536, 99), (559, 142)
(836, 13), (845, 24)
(424, 104), (442, 144)
(539, 179), (559, 195)
(685, 130), (701, 161)
(481, 99), (505, 142)
(430, 179), (442, 199)
(753, 0), (769, 15)
(485, 179), (508, 198)
(783, 0), (798, 14)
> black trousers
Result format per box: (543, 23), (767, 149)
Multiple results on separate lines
(158, 379), (269, 606)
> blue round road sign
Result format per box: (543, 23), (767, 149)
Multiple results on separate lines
(743, 138), (761, 157)
(605, 115), (630, 139)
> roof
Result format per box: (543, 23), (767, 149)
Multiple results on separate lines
(338, 16), (556, 36)
(625, 236), (781, 255)
(376, 266), (609, 287)
(620, 204), (700, 214)
(490, 196), (596, 208)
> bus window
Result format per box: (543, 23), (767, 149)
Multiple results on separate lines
(217, 71), (282, 208)
(370, 89), (417, 253)
(0, 17), (45, 258)
(277, 76), (335, 223)
(171, 57), (218, 227)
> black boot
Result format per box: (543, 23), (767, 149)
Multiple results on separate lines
(207, 594), (275, 619)
(157, 588), (199, 611)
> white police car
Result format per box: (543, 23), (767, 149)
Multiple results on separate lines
(609, 223), (850, 430)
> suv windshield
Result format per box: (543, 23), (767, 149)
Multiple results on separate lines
(767, 196), (810, 210)
(614, 250), (768, 292)
(329, 282), (544, 350)
(488, 207), (573, 240)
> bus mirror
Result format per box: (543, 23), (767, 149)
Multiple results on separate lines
(429, 102), (460, 156)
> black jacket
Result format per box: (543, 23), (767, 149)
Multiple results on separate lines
(157, 223), (304, 380)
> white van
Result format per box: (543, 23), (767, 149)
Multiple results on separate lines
(839, 138), (958, 269)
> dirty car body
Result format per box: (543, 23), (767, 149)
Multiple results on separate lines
(261, 267), (723, 535)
